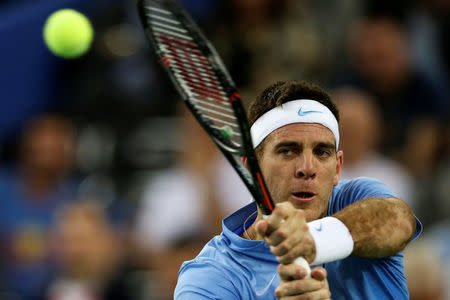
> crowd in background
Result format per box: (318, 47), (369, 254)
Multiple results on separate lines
(0, 0), (449, 299)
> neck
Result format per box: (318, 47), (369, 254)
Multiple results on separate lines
(241, 213), (264, 241)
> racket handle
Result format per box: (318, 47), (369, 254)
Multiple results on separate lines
(293, 256), (311, 278)
(262, 215), (312, 278)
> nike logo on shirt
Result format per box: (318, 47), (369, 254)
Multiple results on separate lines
(255, 273), (277, 296)
(314, 222), (323, 232)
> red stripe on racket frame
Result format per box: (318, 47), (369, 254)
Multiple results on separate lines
(256, 172), (273, 212)
(229, 92), (240, 104)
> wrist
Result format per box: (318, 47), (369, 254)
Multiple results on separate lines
(308, 217), (354, 265)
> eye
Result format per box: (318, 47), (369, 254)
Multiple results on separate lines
(278, 148), (292, 155)
(275, 144), (301, 157)
(315, 148), (331, 157)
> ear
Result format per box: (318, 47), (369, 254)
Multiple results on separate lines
(333, 150), (344, 186)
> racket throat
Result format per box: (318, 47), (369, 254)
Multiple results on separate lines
(255, 172), (274, 213)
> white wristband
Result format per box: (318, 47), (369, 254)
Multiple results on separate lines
(308, 217), (354, 265)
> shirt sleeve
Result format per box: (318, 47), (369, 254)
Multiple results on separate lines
(175, 260), (240, 300)
(331, 177), (398, 210)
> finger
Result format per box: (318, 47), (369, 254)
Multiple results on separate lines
(278, 263), (309, 281)
(270, 210), (308, 255)
(256, 205), (289, 237)
(275, 278), (324, 298)
(269, 202), (293, 226)
(265, 204), (303, 246)
(266, 226), (291, 247)
(277, 288), (331, 300)
(255, 219), (270, 237)
(311, 267), (327, 281)
(276, 234), (316, 265)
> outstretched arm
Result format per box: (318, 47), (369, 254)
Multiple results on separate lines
(333, 196), (416, 258)
(257, 196), (417, 265)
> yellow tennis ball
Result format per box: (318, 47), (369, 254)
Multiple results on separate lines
(43, 9), (94, 59)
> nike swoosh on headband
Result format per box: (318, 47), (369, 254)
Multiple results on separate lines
(298, 108), (323, 116)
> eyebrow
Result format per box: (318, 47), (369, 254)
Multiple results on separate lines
(315, 142), (336, 152)
(273, 141), (301, 150)
(273, 141), (336, 151)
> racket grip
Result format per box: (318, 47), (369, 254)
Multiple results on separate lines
(293, 256), (311, 278)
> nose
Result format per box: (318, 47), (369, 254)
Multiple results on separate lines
(295, 151), (316, 180)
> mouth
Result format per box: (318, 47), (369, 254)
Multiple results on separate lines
(291, 191), (316, 203)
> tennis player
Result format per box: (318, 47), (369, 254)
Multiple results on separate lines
(175, 80), (422, 299)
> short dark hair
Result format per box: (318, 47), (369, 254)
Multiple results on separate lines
(247, 80), (339, 156)
(248, 80), (339, 126)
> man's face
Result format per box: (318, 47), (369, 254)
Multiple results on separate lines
(258, 123), (343, 222)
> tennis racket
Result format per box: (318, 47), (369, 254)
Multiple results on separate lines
(137, 0), (310, 275)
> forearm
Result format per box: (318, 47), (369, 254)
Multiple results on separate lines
(333, 197), (416, 258)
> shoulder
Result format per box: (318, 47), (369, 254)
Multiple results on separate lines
(329, 177), (398, 213)
(175, 257), (240, 299)
(334, 177), (397, 198)
(175, 233), (270, 300)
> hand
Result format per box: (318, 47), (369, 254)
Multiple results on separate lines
(255, 202), (316, 265)
(275, 266), (331, 299)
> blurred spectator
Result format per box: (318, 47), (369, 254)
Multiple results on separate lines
(333, 87), (415, 208)
(42, 200), (147, 300)
(334, 14), (449, 176)
(0, 114), (81, 299)
(408, 0), (450, 92)
(404, 237), (447, 300)
(212, 0), (363, 101)
(134, 105), (251, 254)
(425, 221), (450, 300)
(133, 105), (251, 298)
(149, 237), (205, 300)
(433, 159), (450, 222)
(213, 0), (294, 91)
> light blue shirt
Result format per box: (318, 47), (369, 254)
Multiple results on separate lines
(175, 177), (422, 299)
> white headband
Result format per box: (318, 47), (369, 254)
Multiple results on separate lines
(250, 99), (339, 150)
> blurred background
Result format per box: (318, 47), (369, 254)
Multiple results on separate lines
(0, 0), (448, 299)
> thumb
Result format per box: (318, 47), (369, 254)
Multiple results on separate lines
(255, 219), (270, 236)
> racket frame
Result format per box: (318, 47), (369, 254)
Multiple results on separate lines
(137, 0), (274, 215)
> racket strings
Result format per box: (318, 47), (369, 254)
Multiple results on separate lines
(158, 37), (227, 98)
(144, 1), (243, 145)
(163, 45), (237, 127)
